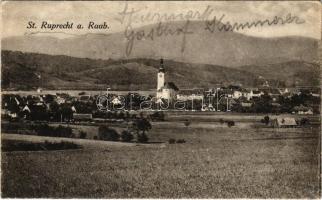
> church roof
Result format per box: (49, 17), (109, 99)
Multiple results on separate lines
(161, 82), (179, 91)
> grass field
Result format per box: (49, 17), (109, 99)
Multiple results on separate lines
(1, 119), (320, 198)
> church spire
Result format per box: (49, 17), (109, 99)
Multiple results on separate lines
(157, 58), (165, 91)
(159, 58), (165, 73)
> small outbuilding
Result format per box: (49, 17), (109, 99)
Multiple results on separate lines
(271, 117), (297, 128)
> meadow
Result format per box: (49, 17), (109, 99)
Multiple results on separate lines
(1, 116), (320, 198)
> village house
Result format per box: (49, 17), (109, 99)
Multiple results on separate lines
(177, 89), (204, 101)
(232, 90), (243, 99)
(292, 105), (313, 115)
(260, 88), (281, 97)
(2, 109), (18, 119)
(231, 89), (254, 100)
(250, 90), (264, 99)
(241, 102), (252, 108)
(56, 97), (66, 104)
(310, 88), (320, 97)
(288, 88), (301, 96)
(73, 113), (93, 121)
(279, 88), (289, 95)
(111, 96), (123, 105)
(37, 87), (42, 93)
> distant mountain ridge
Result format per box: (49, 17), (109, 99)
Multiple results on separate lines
(2, 20), (319, 67)
(2, 50), (319, 91)
(237, 61), (320, 87)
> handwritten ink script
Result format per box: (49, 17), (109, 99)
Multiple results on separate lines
(205, 13), (305, 32)
(116, 3), (306, 56)
(116, 3), (212, 56)
(124, 21), (193, 57)
(115, 3), (215, 27)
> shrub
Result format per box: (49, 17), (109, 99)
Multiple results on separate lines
(55, 125), (73, 138)
(134, 118), (152, 132)
(227, 120), (235, 127)
(137, 132), (149, 143)
(98, 125), (120, 141)
(2, 140), (80, 152)
(150, 111), (165, 121)
(17, 129), (35, 135)
(34, 124), (56, 136)
(1, 122), (26, 132)
(43, 141), (80, 151)
(300, 118), (310, 126)
(176, 139), (186, 143)
(79, 131), (87, 139)
(30, 124), (74, 138)
(121, 130), (134, 142)
(261, 116), (270, 125)
(168, 138), (176, 144)
(6, 123), (74, 138)
(93, 136), (98, 140)
(184, 120), (191, 127)
(219, 119), (225, 124)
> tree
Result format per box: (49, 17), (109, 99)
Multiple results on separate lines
(73, 101), (92, 114)
(227, 120), (235, 127)
(184, 120), (191, 127)
(261, 115), (270, 125)
(300, 118), (310, 126)
(98, 125), (119, 141)
(59, 104), (73, 122)
(30, 105), (49, 121)
(44, 94), (55, 103)
(252, 94), (272, 113)
(133, 118), (152, 143)
(138, 133), (149, 143)
(150, 111), (165, 121)
(6, 96), (20, 113)
(49, 101), (59, 112)
(121, 130), (134, 142)
(79, 131), (87, 139)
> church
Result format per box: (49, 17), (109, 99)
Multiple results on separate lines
(156, 59), (179, 101)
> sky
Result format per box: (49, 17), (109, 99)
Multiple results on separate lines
(2, 1), (321, 39)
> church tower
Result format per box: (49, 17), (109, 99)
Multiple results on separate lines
(157, 58), (165, 91)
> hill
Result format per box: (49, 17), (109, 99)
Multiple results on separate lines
(2, 20), (318, 67)
(238, 61), (320, 87)
(2, 51), (319, 91)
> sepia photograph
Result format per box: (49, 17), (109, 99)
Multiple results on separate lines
(1, 1), (321, 198)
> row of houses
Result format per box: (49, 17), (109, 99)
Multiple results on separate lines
(165, 86), (319, 102)
(156, 59), (319, 102)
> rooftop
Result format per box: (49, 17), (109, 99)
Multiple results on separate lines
(160, 82), (179, 91)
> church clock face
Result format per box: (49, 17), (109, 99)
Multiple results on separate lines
(159, 74), (163, 78)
